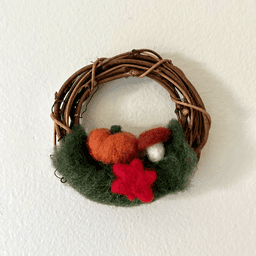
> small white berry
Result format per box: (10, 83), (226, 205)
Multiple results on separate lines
(146, 142), (165, 162)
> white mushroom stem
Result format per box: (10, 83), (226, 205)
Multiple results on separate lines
(145, 142), (165, 162)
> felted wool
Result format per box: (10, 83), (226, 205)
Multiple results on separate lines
(111, 158), (157, 203)
(110, 125), (122, 134)
(142, 119), (199, 197)
(87, 126), (138, 165)
(138, 127), (172, 152)
(145, 142), (165, 162)
(51, 118), (198, 207)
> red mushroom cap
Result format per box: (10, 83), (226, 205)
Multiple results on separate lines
(138, 127), (172, 152)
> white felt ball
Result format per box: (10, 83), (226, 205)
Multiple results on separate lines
(146, 142), (165, 162)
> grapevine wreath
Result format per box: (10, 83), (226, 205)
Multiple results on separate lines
(50, 49), (211, 207)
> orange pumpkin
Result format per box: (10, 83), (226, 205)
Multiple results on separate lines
(87, 125), (138, 165)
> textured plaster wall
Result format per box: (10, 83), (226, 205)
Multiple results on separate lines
(1, 0), (256, 255)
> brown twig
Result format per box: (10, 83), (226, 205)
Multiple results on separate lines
(50, 49), (211, 161)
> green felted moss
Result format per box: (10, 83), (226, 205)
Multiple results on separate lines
(143, 119), (199, 199)
(51, 119), (198, 207)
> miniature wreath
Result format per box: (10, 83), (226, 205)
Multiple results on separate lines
(50, 49), (211, 207)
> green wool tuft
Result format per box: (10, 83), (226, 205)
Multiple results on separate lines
(51, 119), (199, 207)
(110, 125), (122, 134)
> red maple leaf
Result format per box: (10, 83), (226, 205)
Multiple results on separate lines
(111, 158), (157, 203)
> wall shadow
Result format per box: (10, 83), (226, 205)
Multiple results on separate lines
(160, 51), (255, 200)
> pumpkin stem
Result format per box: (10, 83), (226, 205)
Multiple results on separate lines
(110, 125), (122, 134)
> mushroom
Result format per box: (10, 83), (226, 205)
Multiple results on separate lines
(138, 127), (172, 162)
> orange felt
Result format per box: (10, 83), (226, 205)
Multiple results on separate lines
(138, 127), (171, 152)
(87, 128), (110, 159)
(87, 129), (138, 165)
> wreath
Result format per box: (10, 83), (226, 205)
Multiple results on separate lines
(50, 49), (211, 207)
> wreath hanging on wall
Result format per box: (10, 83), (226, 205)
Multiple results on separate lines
(50, 49), (211, 207)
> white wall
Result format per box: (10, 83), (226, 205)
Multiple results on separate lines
(1, 1), (256, 255)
